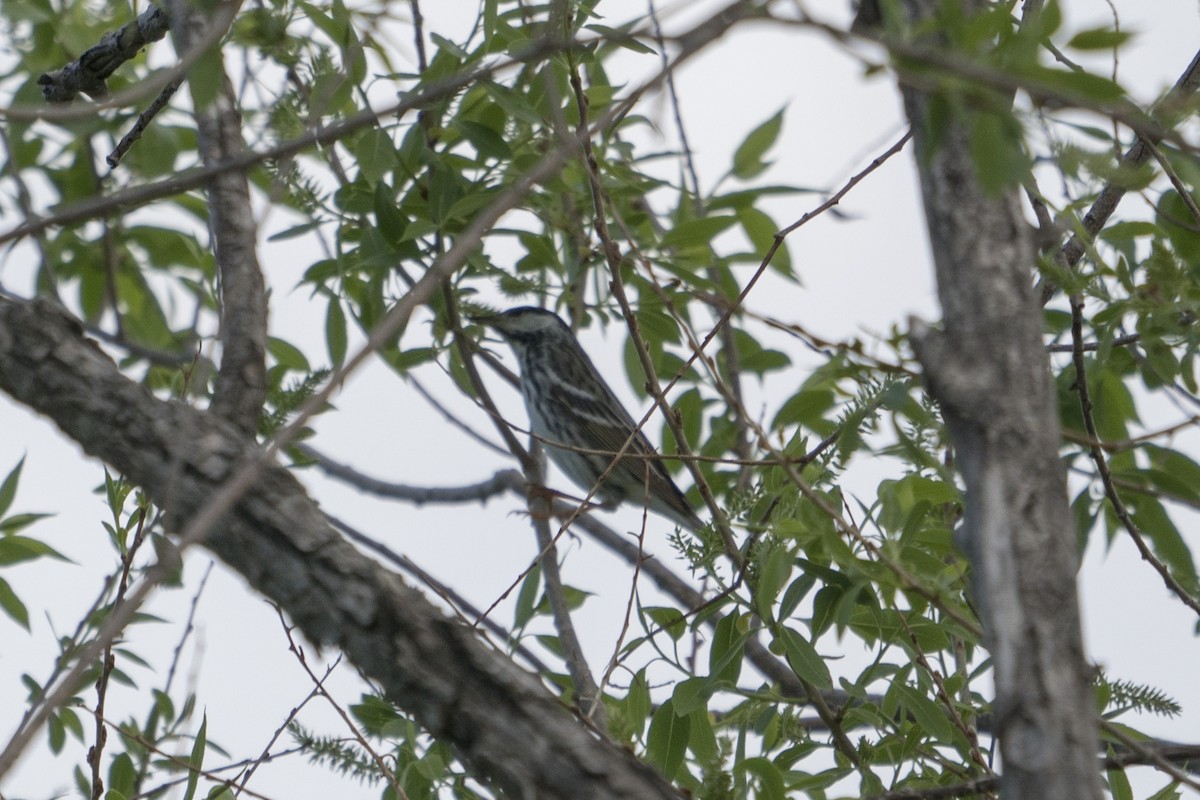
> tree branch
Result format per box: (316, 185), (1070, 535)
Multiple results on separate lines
(37, 5), (170, 102)
(0, 296), (681, 800)
(1038, 47), (1200, 304)
(166, 0), (267, 436)
(296, 444), (521, 505)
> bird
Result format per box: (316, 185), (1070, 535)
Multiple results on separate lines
(472, 306), (705, 531)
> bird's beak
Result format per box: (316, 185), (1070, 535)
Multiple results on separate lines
(466, 311), (507, 338)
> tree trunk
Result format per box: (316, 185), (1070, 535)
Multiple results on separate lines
(866, 2), (1103, 797)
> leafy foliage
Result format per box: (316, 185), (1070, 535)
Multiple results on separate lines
(0, 0), (1197, 798)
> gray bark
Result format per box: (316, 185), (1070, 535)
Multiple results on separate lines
(167, 0), (268, 436)
(37, 5), (169, 102)
(862, 2), (1103, 797)
(0, 296), (682, 800)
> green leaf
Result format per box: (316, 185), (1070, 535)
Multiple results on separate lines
(299, 0), (347, 44)
(646, 699), (690, 780)
(737, 206), (791, 276)
(644, 606), (686, 641)
(625, 669), (651, 733)
(513, 564), (541, 629)
(189, 47), (225, 111)
(732, 329), (790, 375)
(183, 714), (207, 800)
(1146, 782), (1182, 800)
(108, 752), (136, 798)
(773, 389), (835, 429)
(708, 611), (744, 684)
(738, 756), (786, 800)
(1020, 63), (1127, 103)
(584, 24), (656, 54)
(779, 573), (815, 621)
(0, 576), (30, 630)
(267, 221), (322, 242)
(754, 543), (792, 622)
(1100, 221), (1159, 242)
(326, 299), (348, 366)
(427, 163), (463, 225)
(1106, 765), (1133, 800)
(969, 110), (1029, 193)
(687, 708), (718, 763)
(660, 216), (738, 250)
(1156, 190), (1200, 264)
(456, 120), (513, 161)
(374, 182), (408, 242)
(732, 108), (785, 180)
(779, 626), (832, 688)
(268, 337), (310, 372)
(354, 129), (398, 184)
(47, 710), (65, 753)
(894, 683), (955, 743)
(0, 536), (67, 566)
(1067, 27), (1133, 51)
(351, 695), (402, 734)
(671, 676), (713, 716)
(0, 457), (25, 519)
(1128, 497), (1196, 584)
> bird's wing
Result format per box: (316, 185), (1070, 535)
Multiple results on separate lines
(570, 391), (696, 515)
(542, 349), (698, 521)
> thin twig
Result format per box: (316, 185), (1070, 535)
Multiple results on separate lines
(79, 707), (280, 800)
(108, 77), (184, 168)
(530, 501), (607, 730)
(1100, 720), (1200, 792)
(89, 494), (151, 800)
(234, 631), (331, 793)
(326, 512), (552, 674)
(1069, 295), (1200, 616)
(0, 119), (595, 776)
(408, 373), (510, 457)
(271, 612), (408, 798)
(1046, 333), (1139, 352)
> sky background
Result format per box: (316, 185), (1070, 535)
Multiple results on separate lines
(2, 1), (1200, 797)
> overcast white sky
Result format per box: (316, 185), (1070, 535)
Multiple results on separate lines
(2, 1), (1200, 797)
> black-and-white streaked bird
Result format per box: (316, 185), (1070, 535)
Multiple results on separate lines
(473, 306), (705, 531)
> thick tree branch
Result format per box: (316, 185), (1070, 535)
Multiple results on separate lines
(0, 296), (681, 800)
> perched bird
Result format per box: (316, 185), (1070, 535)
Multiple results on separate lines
(473, 306), (705, 531)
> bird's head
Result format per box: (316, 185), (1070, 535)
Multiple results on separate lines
(470, 306), (570, 348)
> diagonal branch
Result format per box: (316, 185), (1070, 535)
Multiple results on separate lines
(1037, 47), (1200, 304)
(37, 5), (171, 102)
